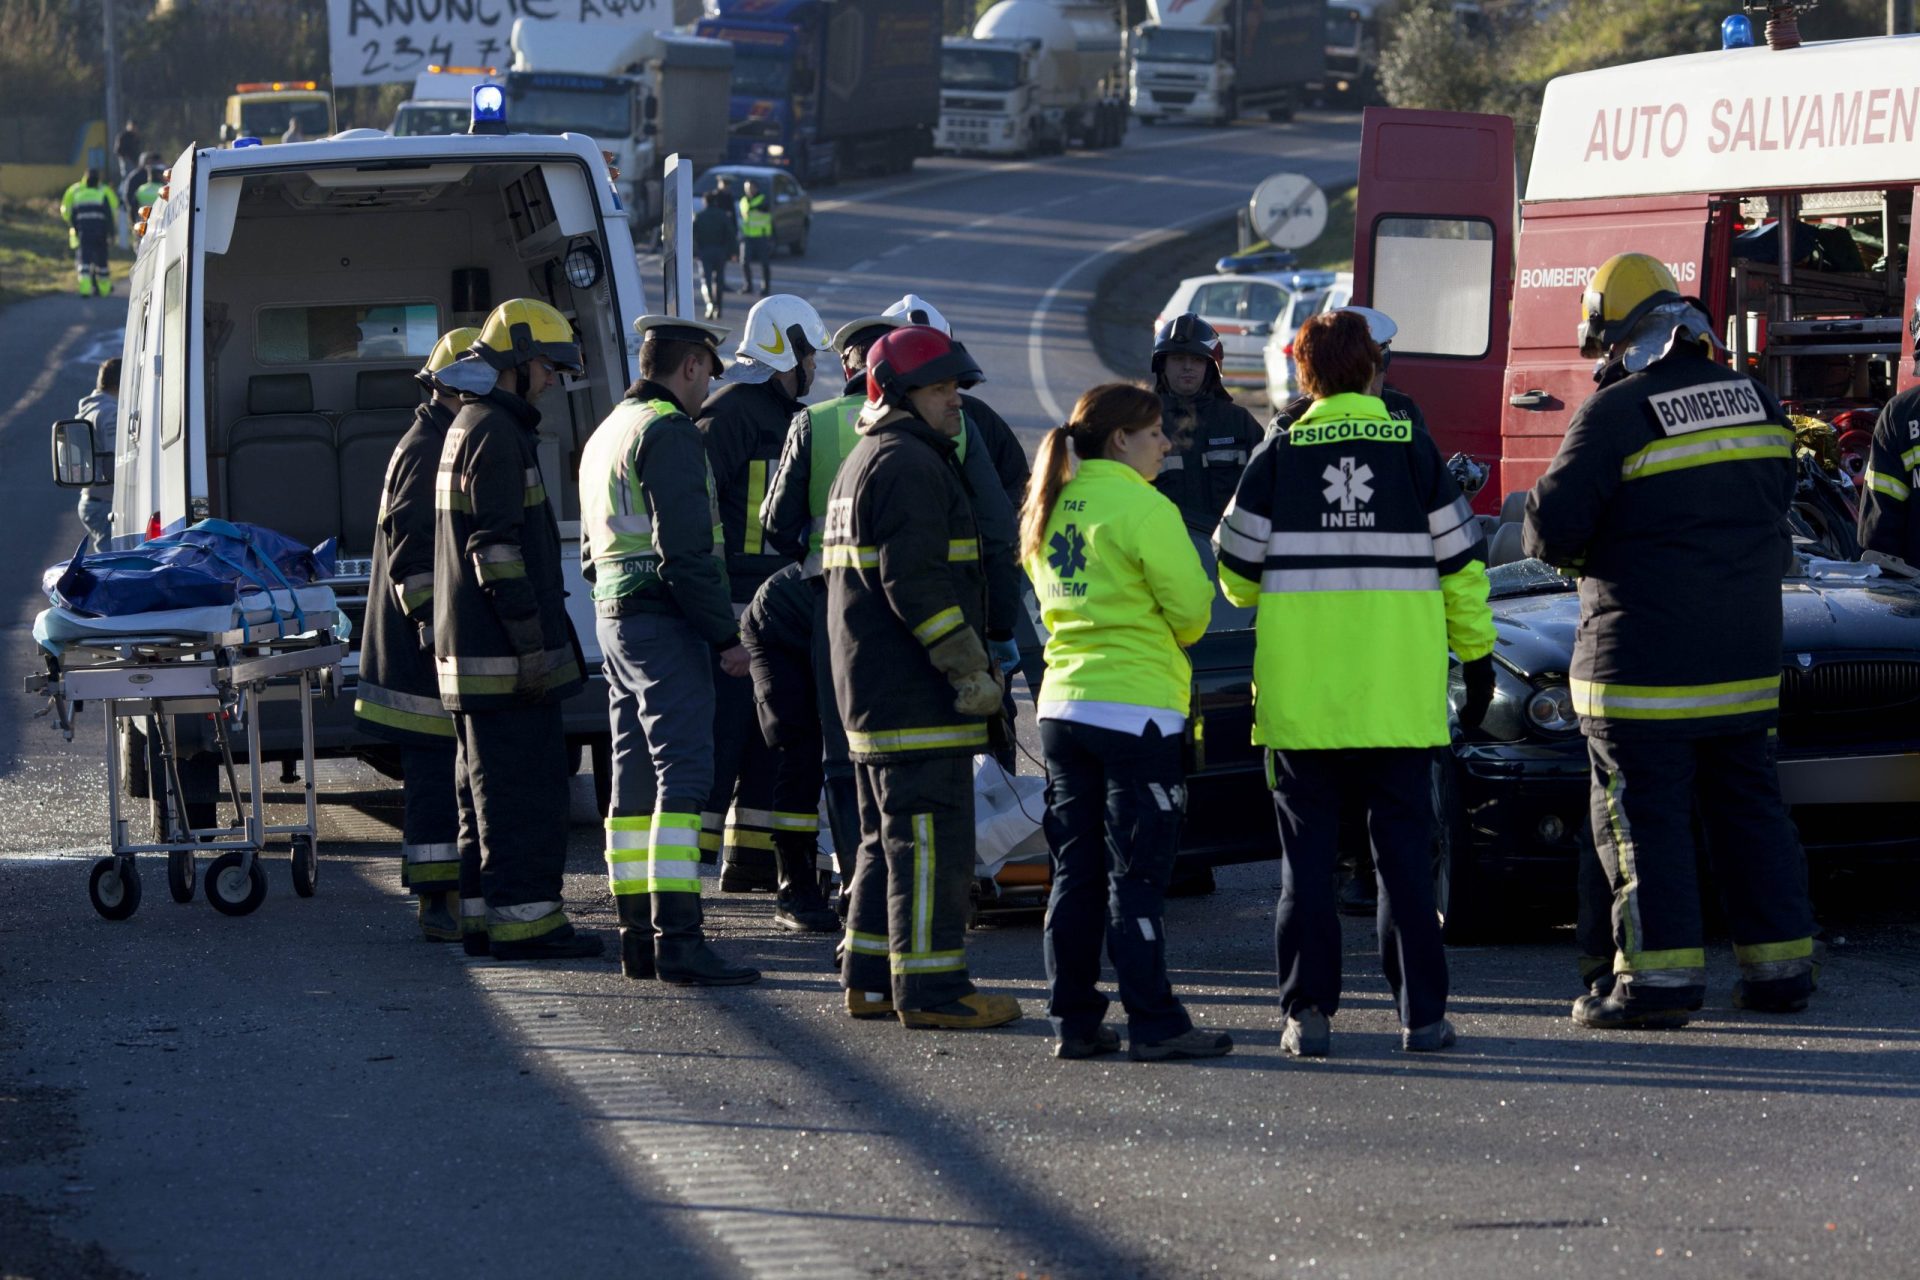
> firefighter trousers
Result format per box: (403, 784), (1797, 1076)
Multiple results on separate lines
(399, 743), (460, 895)
(1269, 747), (1448, 1029)
(748, 627), (827, 880)
(707, 650), (778, 883)
(1586, 730), (1815, 1008)
(811, 582), (862, 879)
(452, 701), (573, 944)
(1039, 719), (1193, 1043)
(843, 755), (978, 1011)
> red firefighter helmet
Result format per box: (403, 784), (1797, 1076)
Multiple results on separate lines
(865, 325), (984, 405)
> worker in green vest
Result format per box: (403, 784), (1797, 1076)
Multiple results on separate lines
(737, 179), (775, 297)
(60, 169), (120, 297)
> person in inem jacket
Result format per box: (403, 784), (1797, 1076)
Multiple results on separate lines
(1214, 308), (1495, 1057)
(1021, 382), (1228, 1063)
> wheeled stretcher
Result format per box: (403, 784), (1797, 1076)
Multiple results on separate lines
(25, 588), (345, 920)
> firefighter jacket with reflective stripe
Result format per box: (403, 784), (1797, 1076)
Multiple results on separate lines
(1268, 386), (1430, 439)
(1522, 346), (1794, 740)
(432, 388), (585, 712)
(699, 377), (801, 602)
(738, 193), (773, 238)
(1215, 392), (1495, 750)
(579, 383), (737, 648)
(825, 407), (992, 762)
(1024, 460), (1213, 716)
(356, 400), (455, 745)
(1155, 389), (1265, 534)
(61, 182), (119, 238)
(761, 381), (1025, 638)
(1858, 383), (1920, 567)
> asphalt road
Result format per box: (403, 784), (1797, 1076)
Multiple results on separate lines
(4, 118), (1920, 1280)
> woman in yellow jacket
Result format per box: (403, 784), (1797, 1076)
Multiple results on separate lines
(1020, 383), (1230, 1063)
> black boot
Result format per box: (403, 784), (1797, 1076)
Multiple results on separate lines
(491, 920), (606, 962)
(719, 844), (779, 893)
(616, 892), (655, 980)
(772, 834), (839, 933)
(654, 890), (760, 986)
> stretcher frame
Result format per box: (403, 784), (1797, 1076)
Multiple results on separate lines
(26, 616), (344, 919)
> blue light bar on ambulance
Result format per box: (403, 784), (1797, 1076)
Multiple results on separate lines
(233, 136), (263, 148)
(1721, 14), (1755, 48)
(469, 83), (508, 135)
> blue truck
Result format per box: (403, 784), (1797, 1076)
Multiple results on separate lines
(695, 0), (943, 184)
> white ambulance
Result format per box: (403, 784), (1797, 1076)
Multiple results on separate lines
(58, 119), (650, 784)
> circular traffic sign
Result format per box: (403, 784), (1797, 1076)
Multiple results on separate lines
(1249, 172), (1328, 250)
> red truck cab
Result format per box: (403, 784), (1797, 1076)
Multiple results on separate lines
(1352, 33), (1920, 508)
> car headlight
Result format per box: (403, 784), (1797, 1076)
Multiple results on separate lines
(1523, 682), (1579, 734)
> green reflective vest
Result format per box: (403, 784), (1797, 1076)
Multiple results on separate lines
(738, 193), (773, 238)
(581, 398), (685, 602)
(805, 395), (969, 569)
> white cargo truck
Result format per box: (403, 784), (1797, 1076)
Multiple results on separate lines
(936, 0), (1127, 157)
(1129, 0), (1325, 126)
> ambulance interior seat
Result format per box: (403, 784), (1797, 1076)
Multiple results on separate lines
(1487, 521), (1526, 568)
(336, 369), (424, 555)
(226, 373), (340, 553)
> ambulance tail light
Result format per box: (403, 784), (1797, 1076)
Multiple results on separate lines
(144, 512), (162, 542)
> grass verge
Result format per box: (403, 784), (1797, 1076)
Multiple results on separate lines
(0, 197), (133, 307)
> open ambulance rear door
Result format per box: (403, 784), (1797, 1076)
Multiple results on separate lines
(1352, 107), (1513, 508)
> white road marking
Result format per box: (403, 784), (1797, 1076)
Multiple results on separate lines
(465, 960), (853, 1280)
(1027, 205), (1245, 424)
(0, 322), (89, 436)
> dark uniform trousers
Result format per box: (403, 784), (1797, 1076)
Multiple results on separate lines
(707, 650), (779, 879)
(1269, 747), (1448, 1030)
(843, 755), (978, 1011)
(745, 613), (828, 881)
(1586, 730), (1815, 1008)
(811, 583), (863, 879)
(451, 702), (570, 939)
(1040, 720), (1192, 1043)
(398, 745), (460, 894)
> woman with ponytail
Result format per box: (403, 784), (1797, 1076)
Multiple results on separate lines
(1019, 383), (1228, 1063)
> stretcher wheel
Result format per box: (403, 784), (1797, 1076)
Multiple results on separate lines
(291, 835), (319, 898)
(207, 851), (268, 917)
(167, 850), (196, 903)
(89, 857), (142, 920)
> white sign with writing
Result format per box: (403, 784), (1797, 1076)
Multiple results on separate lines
(328, 0), (673, 88)
(1528, 37), (1920, 202)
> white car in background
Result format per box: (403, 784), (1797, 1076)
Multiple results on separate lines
(1154, 262), (1336, 391)
(1262, 271), (1353, 405)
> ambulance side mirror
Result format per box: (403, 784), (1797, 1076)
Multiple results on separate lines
(51, 419), (97, 488)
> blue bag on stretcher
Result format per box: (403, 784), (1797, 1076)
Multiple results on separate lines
(43, 520), (336, 618)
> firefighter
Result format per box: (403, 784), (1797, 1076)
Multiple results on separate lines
(825, 325), (1023, 1030)
(122, 152), (166, 228)
(761, 314), (1029, 901)
(1151, 312), (1264, 549)
(352, 329), (480, 939)
(434, 299), (600, 962)
(737, 179), (774, 296)
(1858, 297), (1920, 568)
(60, 169), (120, 297)
(1214, 309), (1495, 1057)
(697, 294), (835, 924)
(880, 295), (1031, 511)
(580, 314), (761, 986)
(1020, 383), (1227, 1062)
(738, 562), (834, 929)
(1524, 252), (1814, 1029)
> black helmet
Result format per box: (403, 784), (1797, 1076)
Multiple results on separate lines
(1152, 312), (1224, 372)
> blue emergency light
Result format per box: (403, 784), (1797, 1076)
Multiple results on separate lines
(1721, 14), (1755, 48)
(233, 135), (262, 148)
(470, 83), (508, 135)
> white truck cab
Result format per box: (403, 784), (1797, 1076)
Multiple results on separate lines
(107, 127), (648, 768)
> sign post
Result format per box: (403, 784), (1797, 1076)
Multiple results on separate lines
(662, 154), (694, 319)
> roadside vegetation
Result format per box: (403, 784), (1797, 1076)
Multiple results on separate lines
(1381, 0), (1893, 181)
(0, 198), (129, 307)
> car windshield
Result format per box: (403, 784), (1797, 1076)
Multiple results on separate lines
(1488, 558), (1577, 599)
(391, 104), (468, 137)
(1326, 8), (1364, 49)
(240, 99), (330, 138)
(942, 48), (1023, 92)
(506, 84), (630, 138)
(1136, 27), (1216, 63)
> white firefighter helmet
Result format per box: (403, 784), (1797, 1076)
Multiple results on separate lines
(729, 294), (831, 378)
(882, 294), (951, 337)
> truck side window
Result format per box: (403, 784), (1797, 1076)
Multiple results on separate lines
(1369, 216), (1495, 359)
(160, 261), (185, 445)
